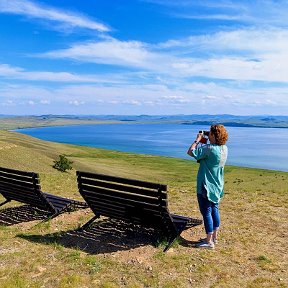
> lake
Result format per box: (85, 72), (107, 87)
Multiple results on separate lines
(15, 124), (288, 172)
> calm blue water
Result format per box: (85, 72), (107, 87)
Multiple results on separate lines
(15, 124), (288, 172)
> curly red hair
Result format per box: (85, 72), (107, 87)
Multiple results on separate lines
(210, 124), (228, 145)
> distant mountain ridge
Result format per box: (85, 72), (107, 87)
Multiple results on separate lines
(0, 114), (288, 129)
(37, 114), (288, 128)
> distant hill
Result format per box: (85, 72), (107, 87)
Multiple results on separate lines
(0, 114), (287, 129)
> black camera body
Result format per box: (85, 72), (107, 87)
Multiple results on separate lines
(199, 130), (209, 136)
(198, 130), (209, 145)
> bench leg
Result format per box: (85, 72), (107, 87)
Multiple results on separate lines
(163, 234), (179, 252)
(78, 214), (100, 231)
(0, 199), (11, 207)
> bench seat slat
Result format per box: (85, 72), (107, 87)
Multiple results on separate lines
(43, 193), (87, 210)
(83, 195), (166, 215)
(80, 184), (166, 205)
(0, 171), (39, 183)
(0, 176), (39, 190)
(78, 171), (167, 191)
(0, 186), (42, 201)
(43, 193), (84, 204)
(0, 167), (35, 177)
(80, 192), (165, 209)
(0, 189), (51, 210)
(0, 186), (41, 200)
(44, 194), (74, 204)
(80, 178), (166, 198)
(0, 187), (47, 208)
(0, 182), (40, 194)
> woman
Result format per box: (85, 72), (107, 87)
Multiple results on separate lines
(187, 124), (228, 249)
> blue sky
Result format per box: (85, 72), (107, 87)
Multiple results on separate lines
(0, 0), (288, 115)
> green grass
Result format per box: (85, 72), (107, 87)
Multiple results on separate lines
(0, 130), (287, 288)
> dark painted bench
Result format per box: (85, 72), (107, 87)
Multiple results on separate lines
(0, 167), (87, 220)
(76, 171), (202, 252)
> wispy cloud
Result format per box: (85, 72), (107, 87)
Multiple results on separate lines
(0, 0), (110, 32)
(155, 28), (288, 82)
(40, 99), (50, 105)
(158, 28), (288, 53)
(69, 100), (85, 106)
(40, 38), (168, 69)
(3, 28), (288, 84)
(0, 63), (128, 84)
(38, 28), (288, 83)
(1, 80), (287, 115)
(143, 0), (288, 27)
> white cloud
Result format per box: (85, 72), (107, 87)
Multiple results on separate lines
(157, 28), (288, 55)
(37, 27), (288, 82)
(0, 81), (288, 115)
(122, 100), (141, 105)
(68, 100), (85, 106)
(161, 95), (190, 104)
(40, 99), (50, 104)
(156, 28), (288, 82)
(0, 99), (14, 106)
(0, 0), (109, 32)
(41, 38), (168, 69)
(170, 56), (288, 82)
(143, 0), (288, 27)
(0, 63), (128, 84)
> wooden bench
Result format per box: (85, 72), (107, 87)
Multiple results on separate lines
(76, 171), (202, 252)
(0, 167), (87, 220)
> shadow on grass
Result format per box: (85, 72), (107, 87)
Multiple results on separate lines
(178, 236), (203, 248)
(17, 218), (160, 254)
(0, 205), (49, 226)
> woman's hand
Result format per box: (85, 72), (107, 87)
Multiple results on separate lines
(187, 133), (203, 156)
(196, 132), (203, 143)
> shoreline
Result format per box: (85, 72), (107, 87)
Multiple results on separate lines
(9, 128), (288, 174)
(1, 114), (288, 130)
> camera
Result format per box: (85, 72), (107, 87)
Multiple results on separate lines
(199, 130), (209, 136)
(198, 130), (209, 144)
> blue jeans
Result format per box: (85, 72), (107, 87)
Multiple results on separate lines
(197, 193), (220, 234)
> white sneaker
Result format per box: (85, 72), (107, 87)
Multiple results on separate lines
(196, 242), (215, 249)
(198, 238), (218, 244)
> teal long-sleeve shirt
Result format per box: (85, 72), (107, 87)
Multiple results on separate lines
(191, 144), (228, 203)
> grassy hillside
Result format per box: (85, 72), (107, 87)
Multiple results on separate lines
(0, 130), (287, 288)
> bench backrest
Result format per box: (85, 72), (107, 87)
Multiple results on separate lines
(0, 167), (55, 212)
(76, 171), (177, 236)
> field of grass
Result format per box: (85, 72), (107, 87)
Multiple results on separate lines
(0, 130), (287, 288)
